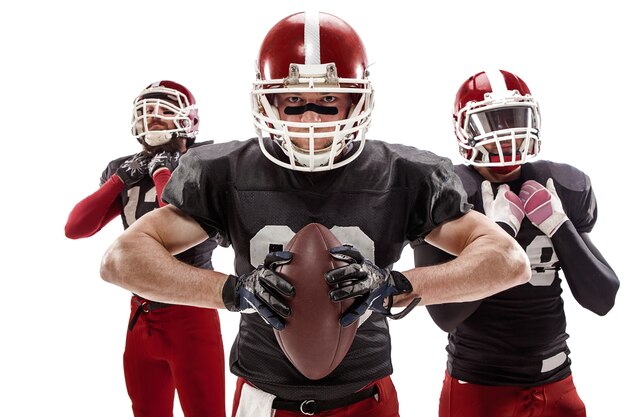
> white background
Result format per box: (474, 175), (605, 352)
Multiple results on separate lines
(2, 1), (624, 416)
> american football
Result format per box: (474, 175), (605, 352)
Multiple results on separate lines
(274, 223), (358, 380)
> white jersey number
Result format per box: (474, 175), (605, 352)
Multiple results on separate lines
(526, 235), (559, 286)
(249, 225), (375, 267)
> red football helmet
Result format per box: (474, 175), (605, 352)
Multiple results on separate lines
(131, 80), (199, 146)
(251, 12), (374, 171)
(453, 70), (541, 173)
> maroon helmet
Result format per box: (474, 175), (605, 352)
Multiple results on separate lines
(453, 70), (541, 173)
(131, 80), (199, 146)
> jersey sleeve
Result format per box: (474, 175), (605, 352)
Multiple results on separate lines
(162, 150), (228, 244)
(407, 157), (472, 242)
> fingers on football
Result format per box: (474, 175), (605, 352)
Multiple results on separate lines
(259, 269), (295, 297)
(325, 263), (366, 284)
(246, 295), (286, 330)
(329, 245), (364, 263)
(264, 251), (293, 269)
(328, 278), (370, 301)
(339, 298), (369, 327)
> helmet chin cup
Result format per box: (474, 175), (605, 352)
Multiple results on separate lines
(488, 164), (521, 175)
(144, 132), (173, 146)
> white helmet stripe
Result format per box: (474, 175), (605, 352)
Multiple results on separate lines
(485, 69), (507, 94)
(304, 11), (321, 64)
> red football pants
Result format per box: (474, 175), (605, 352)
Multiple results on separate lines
(124, 298), (226, 417)
(231, 375), (400, 417)
(439, 371), (586, 417)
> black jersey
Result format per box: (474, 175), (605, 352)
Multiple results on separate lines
(163, 137), (470, 400)
(446, 161), (596, 386)
(101, 143), (217, 269)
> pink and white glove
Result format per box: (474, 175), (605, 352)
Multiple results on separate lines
(519, 178), (568, 237)
(481, 181), (525, 236)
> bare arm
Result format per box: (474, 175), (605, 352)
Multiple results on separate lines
(398, 210), (530, 306)
(413, 242), (481, 331)
(100, 205), (229, 308)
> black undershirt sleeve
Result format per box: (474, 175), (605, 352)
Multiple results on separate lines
(551, 220), (620, 316)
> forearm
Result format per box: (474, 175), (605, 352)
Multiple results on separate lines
(65, 176), (124, 238)
(101, 233), (228, 308)
(400, 212), (530, 305)
(100, 206), (229, 308)
(552, 222), (620, 315)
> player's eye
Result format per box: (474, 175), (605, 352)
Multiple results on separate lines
(321, 95), (337, 104)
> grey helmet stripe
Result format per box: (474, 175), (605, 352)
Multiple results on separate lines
(304, 11), (321, 64)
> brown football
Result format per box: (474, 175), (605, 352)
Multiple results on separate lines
(274, 223), (358, 380)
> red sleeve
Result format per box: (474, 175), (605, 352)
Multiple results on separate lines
(65, 175), (125, 239)
(152, 169), (172, 208)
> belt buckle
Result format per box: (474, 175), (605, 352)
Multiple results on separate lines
(141, 301), (150, 313)
(300, 399), (315, 415)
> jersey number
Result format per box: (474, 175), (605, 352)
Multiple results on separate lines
(526, 236), (559, 286)
(249, 225), (375, 267)
(123, 186), (157, 225)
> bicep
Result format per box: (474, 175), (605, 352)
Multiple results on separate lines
(424, 210), (499, 256)
(125, 205), (209, 255)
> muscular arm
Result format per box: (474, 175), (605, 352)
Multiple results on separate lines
(64, 176), (124, 239)
(398, 210), (530, 306)
(551, 221), (619, 315)
(100, 205), (229, 308)
(413, 243), (481, 332)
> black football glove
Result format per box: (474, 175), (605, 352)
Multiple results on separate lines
(115, 152), (151, 186)
(148, 151), (181, 177)
(325, 245), (420, 327)
(221, 251), (295, 331)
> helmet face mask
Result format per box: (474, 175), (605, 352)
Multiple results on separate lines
(251, 12), (374, 172)
(131, 81), (199, 147)
(453, 70), (541, 170)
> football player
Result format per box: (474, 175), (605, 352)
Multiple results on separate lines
(414, 70), (620, 417)
(65, 81), (225, 417)
(100, 13), (530, 417)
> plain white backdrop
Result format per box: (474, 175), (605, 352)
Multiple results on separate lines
(2, 1), (624, 415)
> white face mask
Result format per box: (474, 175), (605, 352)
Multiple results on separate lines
(131, 87), (197, 145)
(251, 64), (374, 172)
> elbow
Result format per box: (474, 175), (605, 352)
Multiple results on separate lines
(582, 297), (616, 317)
(582, 280), (620, 316)
(100, 242), (123, 285)
(504, 239), (532, 286)
(64, 223), (81, 240)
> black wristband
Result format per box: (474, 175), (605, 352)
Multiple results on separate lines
(221, 275), (239, 311)
(390, 270), (413, 294)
